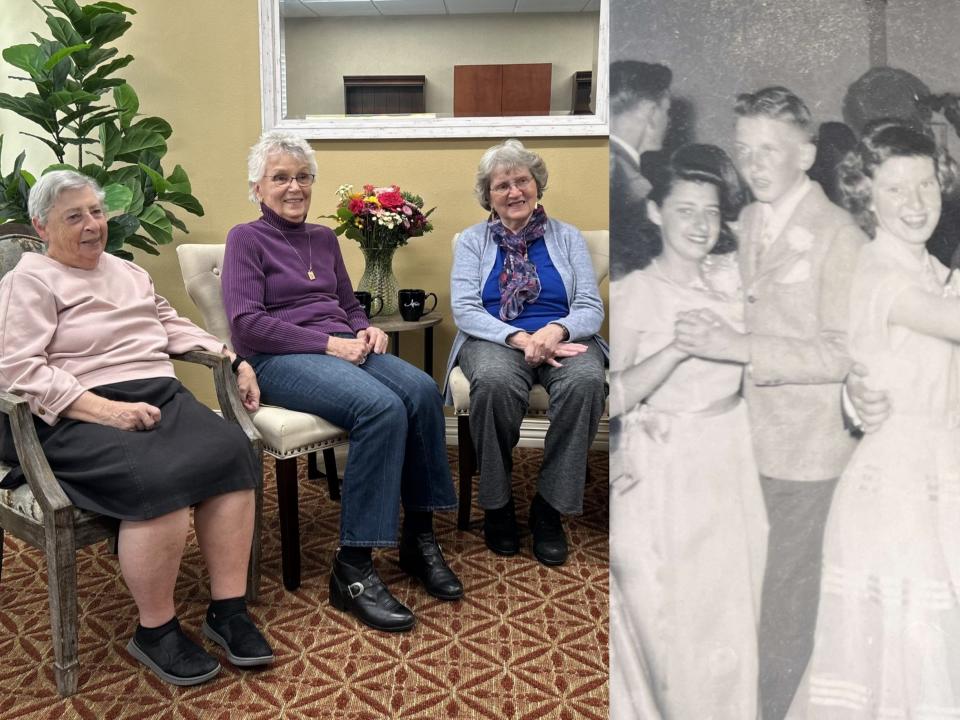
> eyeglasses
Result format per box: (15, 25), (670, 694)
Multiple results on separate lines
(265, 173), (316, 187)
(490, 176), (534, 195)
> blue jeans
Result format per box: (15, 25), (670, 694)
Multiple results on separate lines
(249, 344), (457, 547)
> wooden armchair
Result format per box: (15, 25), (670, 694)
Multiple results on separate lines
(0, 235), (263, 696)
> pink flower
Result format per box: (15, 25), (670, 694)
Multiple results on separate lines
(348, 198), (365, 214)
(377, 190), (405, 209)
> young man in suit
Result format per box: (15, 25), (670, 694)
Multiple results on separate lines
(674, 86), (866, 720)
(609, 60), (672, 279)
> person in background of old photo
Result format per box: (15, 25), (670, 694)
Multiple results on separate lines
(788, 123), (960, 718)
(609, 144), (766, 719)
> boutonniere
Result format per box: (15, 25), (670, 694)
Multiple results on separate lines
(785, 227), (815, 254)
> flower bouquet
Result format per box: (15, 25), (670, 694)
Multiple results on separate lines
(325, 184), (435, 314)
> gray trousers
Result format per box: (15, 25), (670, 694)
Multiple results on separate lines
(457, 336), (606, 515)
(758, 474), (838, 720)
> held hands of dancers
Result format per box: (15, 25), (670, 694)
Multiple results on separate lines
(844, 362), (891, 433)
(673, 308), (750, 363)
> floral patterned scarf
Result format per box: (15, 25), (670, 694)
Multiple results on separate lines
(489, 205), (548, 321)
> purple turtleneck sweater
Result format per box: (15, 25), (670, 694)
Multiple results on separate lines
(222, 204), (369, 357)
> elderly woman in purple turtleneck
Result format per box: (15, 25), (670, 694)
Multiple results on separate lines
(221, 131), (461, 633)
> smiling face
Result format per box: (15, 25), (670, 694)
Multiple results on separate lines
(649, 179), (722, 266)
(871, 154), (941, 248)
(489, 165), (538, 232)
(734, 115), (815, 204)
(254, 152), (312, 223)
(33, 186), (108, 270)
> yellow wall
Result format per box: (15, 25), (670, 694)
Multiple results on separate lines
(0, 0), (607, 407)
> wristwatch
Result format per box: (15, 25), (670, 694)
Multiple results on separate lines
(231, 356), (247, 374)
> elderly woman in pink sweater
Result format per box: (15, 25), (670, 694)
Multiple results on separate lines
(0, 171), (272, 686)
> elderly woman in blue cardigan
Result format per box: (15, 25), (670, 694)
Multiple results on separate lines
(445, 139), (607, 566)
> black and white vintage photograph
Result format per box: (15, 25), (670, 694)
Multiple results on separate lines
(609, 1), (960, 718)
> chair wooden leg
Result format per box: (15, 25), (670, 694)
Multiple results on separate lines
(457, 415), (477, 530)
(44, 521), (79, 697)
(246, 459), (264, 603)
(323, 448), (340, 502)
(275, 457), (301, 592)
(307, 452), (320, 480)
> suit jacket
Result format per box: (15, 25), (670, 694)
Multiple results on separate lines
(738, 181), (866, 481)
(610, 142), (653, 280)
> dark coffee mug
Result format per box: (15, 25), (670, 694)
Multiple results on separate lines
(398, 288), (437, 321)
(354, 290), (383, 318)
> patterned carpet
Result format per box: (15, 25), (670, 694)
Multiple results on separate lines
(0, 448), (608, 719)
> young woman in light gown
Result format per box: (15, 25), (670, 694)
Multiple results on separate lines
(610, 145), (768, 719)
(788, 124), (960, 718)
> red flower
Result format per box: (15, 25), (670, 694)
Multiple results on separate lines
(377, 190), (405, 209)
(348, 197), (365, 214)
(363, 184), (375, 195)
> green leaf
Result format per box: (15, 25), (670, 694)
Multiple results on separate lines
(116, 128), (166, 161)
(40, 163), (77, 174)
(163, 207), (188, 234)
(120, 177), (144, 215)
(99, 120), (120, 166)
(102, 182), (132, 212)
(42, 43), (90, 71)
(2, 44), (46, 79)
(124, 233), (160, 255)
(79, 164), (109, 185)
(87, 2), (137, 14)
(74, 107), (121, 136)
(21, 132), (65, 159)
(108, 165), (140, 184)
(137, 203), (173, 245)
(106, 212), (138, 251)
(137, 163), (166, 194)
(51, 0), (84, 25)
(113, 83), (138, 128)
(131, 116), (172, 140)
(74, 47), (117, 72)
(165, 164), (192, 194)
(89, 14), (131, 47)
(84, 54), (133, 83)
(45, 16), (84, 48)
(47, 88), (100, 109)
(159, 191), (204, 216)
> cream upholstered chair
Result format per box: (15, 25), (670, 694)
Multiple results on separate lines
(448, 230), (610, 529)
(177, 243), (349, 591)
(0, 235), (262, 696)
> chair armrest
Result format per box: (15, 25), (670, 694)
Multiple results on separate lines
(0, 390), (73, 514)
(171, 351), (261, 450)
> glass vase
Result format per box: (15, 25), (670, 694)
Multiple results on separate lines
(358, 245), (399, 315)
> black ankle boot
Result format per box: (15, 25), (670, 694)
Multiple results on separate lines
(329, 552), (415, 632)
(483, 496), (519, 556)
(399, 531), (464, 600)
(529, 493), (568, 566)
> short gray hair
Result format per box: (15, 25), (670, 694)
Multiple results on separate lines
(474, 138), (548, 211)
(247, 130), (318, 203)
(28, 170), (105, 225)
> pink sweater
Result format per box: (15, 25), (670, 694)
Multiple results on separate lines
(0, 252), (222, 425)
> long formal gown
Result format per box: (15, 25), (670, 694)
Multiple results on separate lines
(609, 254), (768, 720)
(789, 231), (960, 718)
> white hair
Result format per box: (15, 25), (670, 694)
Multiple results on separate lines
(28, 170), (105, 225)
(246, 130), (318, 203)
(474, 138), (548, 211)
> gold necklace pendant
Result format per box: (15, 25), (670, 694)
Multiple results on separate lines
(307, 269), (316, 281)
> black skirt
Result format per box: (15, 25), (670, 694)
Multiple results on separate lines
(0, 378), (258, 520)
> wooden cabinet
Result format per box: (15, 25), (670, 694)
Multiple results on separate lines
(571, 71), (592, 114)
(343, 75), (426, 115)
(453, 63), (552, 117)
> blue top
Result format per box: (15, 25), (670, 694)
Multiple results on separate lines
(481, 238), (569, 332)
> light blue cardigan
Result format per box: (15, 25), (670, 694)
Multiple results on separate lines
(443, 217), (608, 403)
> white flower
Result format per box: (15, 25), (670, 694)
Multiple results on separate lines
(336, 184), (353, 201)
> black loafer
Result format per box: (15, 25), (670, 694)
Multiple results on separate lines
(329, 553), (416, 632)
(399, 531), (464, 600)
(203, 611), (274, 667)
(529, 494), (568, 566)
(483, 497), (520, 556)
(126, 619), (221, 686)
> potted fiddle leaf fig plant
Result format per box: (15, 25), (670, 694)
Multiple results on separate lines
(0, 0), (203, 259)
